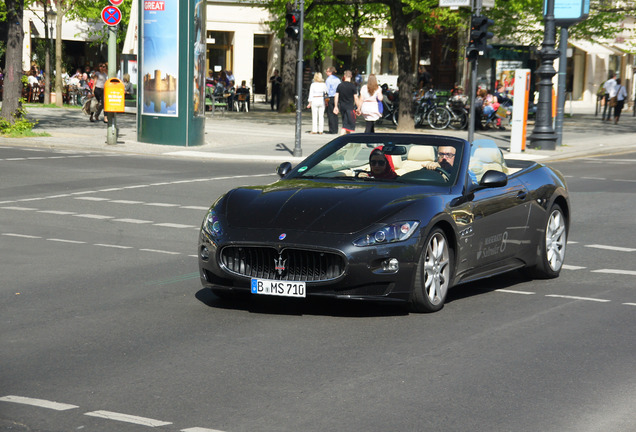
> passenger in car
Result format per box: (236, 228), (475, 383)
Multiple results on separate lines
(368, 148), (398, 179)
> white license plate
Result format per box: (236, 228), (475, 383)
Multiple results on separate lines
(251, 278), (306, 298)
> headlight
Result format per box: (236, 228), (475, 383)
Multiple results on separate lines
(353, 221), (419, 247)
(202, 209), (223, 237)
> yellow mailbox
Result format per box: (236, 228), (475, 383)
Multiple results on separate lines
(104, 78), (126, 113)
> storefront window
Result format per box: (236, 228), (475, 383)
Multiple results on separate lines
(207, 31), (233, 74)
(381, 40), (396, 75)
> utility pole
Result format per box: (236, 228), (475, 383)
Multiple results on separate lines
(293, 0), (304, 158)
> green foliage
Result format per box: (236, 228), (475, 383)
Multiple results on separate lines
(0, 101), (40, 136)
(67, 0), (134, 45)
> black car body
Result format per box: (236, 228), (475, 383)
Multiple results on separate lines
(198, 134), (569, 312)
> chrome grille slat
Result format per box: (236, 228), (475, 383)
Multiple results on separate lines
(220, 246), (344, 282)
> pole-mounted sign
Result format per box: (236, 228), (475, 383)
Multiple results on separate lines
(109, 0), (124, 6)
(102, 6), (122, 26)
(544, 0), (589, 26)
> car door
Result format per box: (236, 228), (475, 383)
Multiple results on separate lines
(468, 176), (531, 268)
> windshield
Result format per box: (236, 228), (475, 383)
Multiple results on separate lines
(289, 136), (464, 186)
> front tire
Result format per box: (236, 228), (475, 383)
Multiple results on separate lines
(410, 228), (453, 312)
(527, 204), (567, 278)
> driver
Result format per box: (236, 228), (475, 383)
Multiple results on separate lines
(422, 145), (455, 172)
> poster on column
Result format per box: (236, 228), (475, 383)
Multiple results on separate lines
(142, 0), (179, 116)
(193, 0), (206, 117)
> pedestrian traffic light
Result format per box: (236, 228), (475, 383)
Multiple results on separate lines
(285, 10), (300, 40)
(467, 15), (494, 59)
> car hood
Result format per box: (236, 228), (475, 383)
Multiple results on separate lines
(223, 180), (444, 234)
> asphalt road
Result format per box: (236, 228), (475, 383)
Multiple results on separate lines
(1, 147), (635, 432)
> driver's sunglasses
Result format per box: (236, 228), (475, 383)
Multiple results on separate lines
(370, 159), (386, 166)
(438, 152), (455, 158)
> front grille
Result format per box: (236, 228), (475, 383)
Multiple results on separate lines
(220, 246), (345, 282)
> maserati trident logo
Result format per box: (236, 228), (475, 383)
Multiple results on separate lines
(274, 254), (287, 276)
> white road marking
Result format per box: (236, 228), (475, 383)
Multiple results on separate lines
(592, 269), (636, 276)
(94, 244), (134, 249)
(182, 428), (227, 432)
(181, 205), (209, 210)
(562, 264), (586, 270)
(84, 410), (172, 427)
(110, 200), (144, 204)
(139, 249), (182, 255)
(74, 197), (110, 201)
(154, 223), (196, 229)
(496, 289), (535, 295)
(623, 303), (636, 307)
(580, 176), (606, 180)
(1, 206), (37, 211)
(73, 214), (114, 220)
(145, 202), (180, 207)
(585, 244), (636, 252)
(2, 233), (41, 239)
(113, 218), (154, 224)
(613, 179), (636, 183)
(545, 294), (610, 303)
(47, 238), (86, 244)
(0, 395), (78, 411)
(38, 210), (76, 215)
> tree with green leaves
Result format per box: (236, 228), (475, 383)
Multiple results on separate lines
(1, 0), (25, 124)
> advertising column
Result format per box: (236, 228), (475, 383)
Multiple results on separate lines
(138, 0), (206, 146)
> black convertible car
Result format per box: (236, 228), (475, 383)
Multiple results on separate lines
(198, 134), (569, 312)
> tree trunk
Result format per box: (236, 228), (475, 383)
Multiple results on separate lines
(388, 0), (416, 131)
(280, 37), (298, 113)
(1, 0), (25, 124)
(54, 8), (64, 107)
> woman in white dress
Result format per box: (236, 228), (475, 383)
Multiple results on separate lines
(307, 72), (328, 134)
(356, 74), (383, 133)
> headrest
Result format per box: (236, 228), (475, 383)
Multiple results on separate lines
(473, 147), (503, 164)
(407, 146), (436, 162)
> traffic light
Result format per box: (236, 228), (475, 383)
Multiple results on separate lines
(467, 15), (493, 59)
(285, 10), (300, 40)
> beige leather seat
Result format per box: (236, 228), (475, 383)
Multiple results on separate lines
(396, 146), (437, 175)
(469, 147), (509, 183)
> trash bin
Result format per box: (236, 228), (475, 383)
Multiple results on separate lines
(104, 78), (126, 113)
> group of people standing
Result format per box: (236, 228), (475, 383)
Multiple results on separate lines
(305, 67), (383, 135)
(601, 72), (628, 124)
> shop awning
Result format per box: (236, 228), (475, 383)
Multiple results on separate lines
(569, 40), (618, 56)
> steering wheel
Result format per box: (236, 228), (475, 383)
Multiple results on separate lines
(354, 169), (371, 178)
(435, 167), (450, 181)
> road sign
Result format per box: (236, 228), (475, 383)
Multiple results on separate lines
(439, 0), (470, 7)
(101, 6), (122, 26)
(109, 0), (124, 5)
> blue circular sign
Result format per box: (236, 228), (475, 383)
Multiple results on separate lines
(101, 6), (122, 26)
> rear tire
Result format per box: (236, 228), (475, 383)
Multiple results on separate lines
(410, 228), (453, 313)
(526, 204), (567, 279)
(427, 107), (451, 129)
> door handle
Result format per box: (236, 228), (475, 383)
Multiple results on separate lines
(517, 190), (527, 200)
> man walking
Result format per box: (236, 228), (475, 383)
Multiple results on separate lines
(325, 67), (341, 134)
(602, 71), (617, 122)
(333, 70), (359, 135)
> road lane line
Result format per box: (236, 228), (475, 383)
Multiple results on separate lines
(0, 395), (78, 411)
(94, 244), (134, 249)
(592, 269), (636, 276)
(113, 218), (154, 224)
(623, 303), (636, 307)
(154, 223), (197, 229)
(182, 428), (227, 432)
(84, 410), (172, 427)
(2, 233), (42, 239)
(110, 200), (144, 204)
(139, 249), (181, 255)
(47, 238), (86, 244)
(38, 210), (76, 215)
(1, 206), (37, 211)
(545, 295), (610, 303)
(585, 244), (636, 252)
(74, 197), (110, 201)
(145, 202), (180, 207)
(563, 264), (586, 270)
(496, 289), (535, 295)
(73, 214), (114, 220)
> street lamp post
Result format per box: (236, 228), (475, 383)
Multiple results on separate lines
(43, 7), (56, 104)
(529, 0), (559, 150)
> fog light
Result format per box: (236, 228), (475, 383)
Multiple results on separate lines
(382, 258), (399, 272)
(200, 246), (209, 261)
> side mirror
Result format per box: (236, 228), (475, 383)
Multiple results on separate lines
(479, 170), (508, 188)
(277, 162), (293, 178)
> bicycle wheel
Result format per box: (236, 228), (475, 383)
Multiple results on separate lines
(426, 107), (451, 129)
(448, 107), (468, 130)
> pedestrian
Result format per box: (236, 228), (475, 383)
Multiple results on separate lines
(602, 71), (617, 121)
(307, 72), (327, 134)
(613, 78), (628, 124)
(269, 69), (282, 111)
(325, 66), (341, 134)
(333, 70), (359, 135)
(356, 74), (383, 133)
(92, 63), (108, 123)
(417, 65), (432, 94)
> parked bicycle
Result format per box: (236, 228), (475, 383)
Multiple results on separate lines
(376, 84), (399, 126)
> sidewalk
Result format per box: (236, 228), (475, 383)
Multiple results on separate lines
(2, 99), (635, 163)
